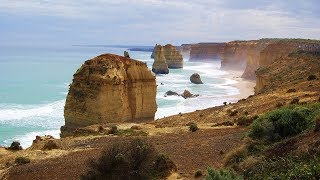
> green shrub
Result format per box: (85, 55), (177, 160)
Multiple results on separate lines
(42, 140), (59, 150)
(108, 125), (118, 134)
(81, 139), (175, 180)
(15, 157), (30, 165)
(235, 116), (252, 126)
(206, 167), (243, 180)
(194, 169), (203, 178)
(243, 156), (320, 179)
(248, 107), (313, 142)
(7, 141), (22, 151)
(229, 110), (238, 117)
(307, 74), (317, 81)
(224, 145), (248, 167)
(315, 115), (320, 132)
(189, 123), (199, 132)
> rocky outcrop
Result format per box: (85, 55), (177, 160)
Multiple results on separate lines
(62, 54), (157, 135)
(189, 43), (226, 61)
(190, 73), (203, 84)
(164, 91), (180, 97)
(163, 44), (184, 68)
(152, 45), (169, 74)
(124, 51), (130, 58)
(181, 90), (199, 99)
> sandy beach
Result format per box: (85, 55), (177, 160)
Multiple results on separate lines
(225, 70), (256, 100)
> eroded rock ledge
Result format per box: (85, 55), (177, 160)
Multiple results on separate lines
(61, 54), (157, 136)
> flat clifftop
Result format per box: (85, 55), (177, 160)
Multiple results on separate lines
(62, 53), (157, 135)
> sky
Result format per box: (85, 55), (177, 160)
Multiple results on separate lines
(0, 0), (319, 47)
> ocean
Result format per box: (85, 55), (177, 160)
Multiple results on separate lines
(0, 45), (240, 148)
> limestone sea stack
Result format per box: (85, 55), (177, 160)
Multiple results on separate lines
(163, 44), (183, 68)
(152, 45), (169, 74)
(62, 54), (157, 135)
(190, 73), (203, 84)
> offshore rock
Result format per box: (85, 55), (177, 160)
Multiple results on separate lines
(190, 73), (203, 84)
(181, 90), (199, 99)
(62, 54), (157, 136)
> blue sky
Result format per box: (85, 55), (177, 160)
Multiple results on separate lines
(0, 0), (319, 47)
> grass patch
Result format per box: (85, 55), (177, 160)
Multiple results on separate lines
(115, 129), (148, 136)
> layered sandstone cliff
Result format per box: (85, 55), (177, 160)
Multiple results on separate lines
(240, 39), (277, 79)
(221, 41), (257, 71)
(62, 54), (157, 134)
(189, 43), (226, 61)
(163, 44), (183, 68)
(152, 45), (169, 74)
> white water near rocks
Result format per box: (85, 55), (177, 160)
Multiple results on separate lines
(0, 46), (240, 148)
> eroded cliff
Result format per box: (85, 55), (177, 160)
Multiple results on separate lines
(62, 54), (157, 134)
(189, 43), (226, 61)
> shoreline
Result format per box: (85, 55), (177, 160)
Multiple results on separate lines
(224, 70), (256, 101)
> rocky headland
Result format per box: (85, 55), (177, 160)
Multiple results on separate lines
(189, 43), (226, 61)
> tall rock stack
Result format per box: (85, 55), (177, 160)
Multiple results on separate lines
(62, 54), (157, 135)
(152, 45), (169, 74)
(163, 44), (184, 68)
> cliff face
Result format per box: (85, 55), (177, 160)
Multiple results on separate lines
(152, 45), (169, 74)
(221, 41), (259, 71)
(62, 54), (157, 133)
(241, 40), (277, 79)
(221, 39), (320, 80)
(189, 43), (226, 61)
(163, 44), (183, 68)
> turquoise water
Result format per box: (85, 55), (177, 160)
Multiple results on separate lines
(0, 46), (239, 148)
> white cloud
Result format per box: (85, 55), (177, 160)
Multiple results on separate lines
(0, 0), (319, 45)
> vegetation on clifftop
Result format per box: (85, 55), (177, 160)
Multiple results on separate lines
(215, 103), (320, 179)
